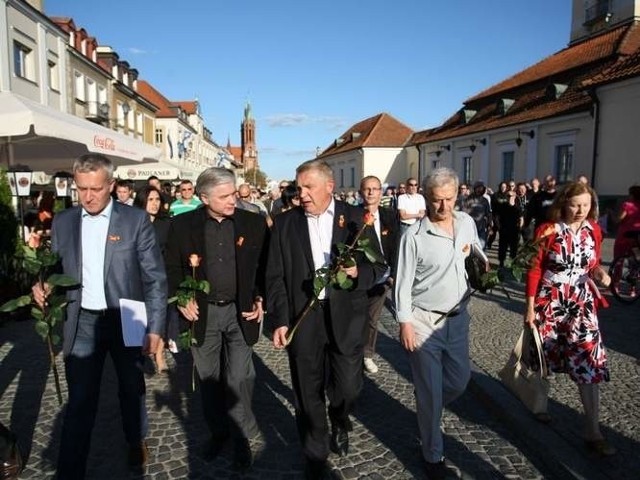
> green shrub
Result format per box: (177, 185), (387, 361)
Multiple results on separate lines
(0, 168), (20, 302)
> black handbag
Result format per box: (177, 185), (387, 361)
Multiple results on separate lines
(465, 245), (489, 292)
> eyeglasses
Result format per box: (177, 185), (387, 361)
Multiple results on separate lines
(408, 183), (418, 187)
(180, 187), (193, 192)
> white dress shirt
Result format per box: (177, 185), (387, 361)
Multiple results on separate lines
(306, 199), (335, 299)
(80, 199), (112, 309)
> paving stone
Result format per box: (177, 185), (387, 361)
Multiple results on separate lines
(1, 238), (637, 479)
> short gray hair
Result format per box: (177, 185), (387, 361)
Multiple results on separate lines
(422, 167), (459, 199)
(196, 167), (236, 196)
(296, 159), (334, 182)
(73, 154), (114, 180)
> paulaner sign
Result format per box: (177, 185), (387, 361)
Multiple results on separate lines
(125, 169), (176, 179)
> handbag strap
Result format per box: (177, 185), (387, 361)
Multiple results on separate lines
(529, 326), (549, 378)
(514, 326), (548, 378)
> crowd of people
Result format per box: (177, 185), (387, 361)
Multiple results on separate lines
(22, 154), (640, 480)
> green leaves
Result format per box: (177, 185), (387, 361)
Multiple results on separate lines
(35, 320), (49, 339)
(178, 329), (195, 350)
(2, 239), (77, 357)
(47, 274), (79, 288)
(0, 295), (32, 312)
(284, 214), (384, 346)
(169, 275), (211, 309)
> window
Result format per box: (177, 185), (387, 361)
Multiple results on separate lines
(350, 167), (355, 188)
(462, 156), (472, 184)
(48, 60), (59, 91)
(86, 78), (97, 103)
(13, 41), (34, 80)
(340, 169), (344, 188)
(74, 71), (85, 101)
(431, 160), (440, 170)
(136, 112), (143, 134)
(117, 102), (126, 127)
(502, 151), (515, 182)
(97, 85), (107, 111)
(555, 144), (574, 183)
(127, 108), (134, 130)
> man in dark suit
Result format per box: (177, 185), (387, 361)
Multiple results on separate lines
(267, 160), (385, 479)
(33, 154), (167, 479)
(164, 167), (268, 472)
(359, 176), (400, 374)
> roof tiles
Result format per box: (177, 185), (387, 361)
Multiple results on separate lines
(318, 113), (414, 157)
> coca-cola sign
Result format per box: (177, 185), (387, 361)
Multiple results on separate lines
(93, 135), (116, 151)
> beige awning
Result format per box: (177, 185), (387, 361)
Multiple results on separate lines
(0, 92), (162, 173)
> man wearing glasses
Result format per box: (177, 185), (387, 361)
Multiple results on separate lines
(398, 177), (426, 234)
(170, 180), (202, 216)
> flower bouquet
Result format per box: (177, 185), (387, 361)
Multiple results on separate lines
(167, 254), (210, 350)
(167, 254), (210, 391)
(285, 211), (383, 346)
(0, 233), (79, 405)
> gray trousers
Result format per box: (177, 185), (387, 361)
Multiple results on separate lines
(407, 308), (471, 463)
(191, 303), (258, 440)
(364, 282), (390, 358)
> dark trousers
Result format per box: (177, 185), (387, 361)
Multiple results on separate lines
(287, 301), (363, 462)
(57, 309), (147, 480)
(498, 226), (520, 265)
(191, 303), (257, 441)
(364, 282), (390, 358)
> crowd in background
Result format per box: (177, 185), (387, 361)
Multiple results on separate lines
(11, 158), (640, 480)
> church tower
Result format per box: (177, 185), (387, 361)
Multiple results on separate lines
(241, 101), (258, 172)
(570, 0), (640, 44)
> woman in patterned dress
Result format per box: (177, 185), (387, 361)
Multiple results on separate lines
(524, 182), (615, 457)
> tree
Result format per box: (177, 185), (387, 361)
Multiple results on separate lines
(244, 167), (268, 189)
(0, 168), (20, 302)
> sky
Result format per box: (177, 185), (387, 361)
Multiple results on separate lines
(46, 0), (573, 182)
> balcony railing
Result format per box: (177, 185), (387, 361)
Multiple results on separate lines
(85, 101), (109, 122)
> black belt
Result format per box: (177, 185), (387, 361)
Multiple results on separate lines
(209, 300), (234, 307)
(431, 310), (461, 318)
(81, 307), (108, 315)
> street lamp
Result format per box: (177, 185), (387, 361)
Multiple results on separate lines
(7, 164), (33, 241)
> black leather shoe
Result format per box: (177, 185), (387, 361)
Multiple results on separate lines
(424, 459), (447, 480)
(232, 438), (252, 471)
(304, 459), (329, 480)
(127, 441), (149, 468)
(329, 425), (349, 457)
(201, 434), (229, 461)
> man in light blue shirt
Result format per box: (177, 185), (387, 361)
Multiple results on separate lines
(33, 154), (167, 479)
(395, 167), (485, 480)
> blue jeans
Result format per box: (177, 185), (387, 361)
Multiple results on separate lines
(56, 309), (147, 480)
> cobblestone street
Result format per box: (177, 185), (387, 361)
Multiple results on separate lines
(1, 239), (638, 479)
